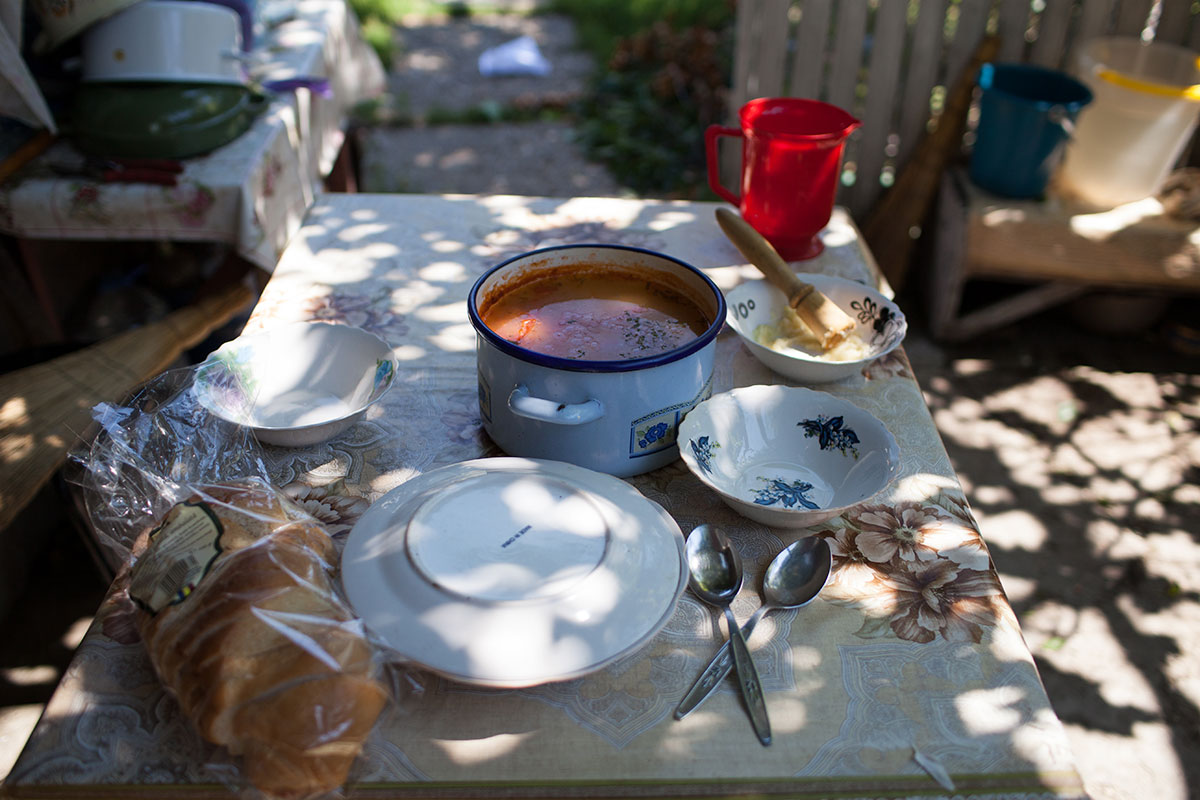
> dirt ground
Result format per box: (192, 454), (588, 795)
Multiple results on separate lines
(3, 9), (1199, 799)
(905, 310), (1200, 800)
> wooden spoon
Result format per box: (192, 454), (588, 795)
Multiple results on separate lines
(715, 208), (856, 350)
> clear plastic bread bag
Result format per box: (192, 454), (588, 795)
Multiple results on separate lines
(66, 366), (394, 800)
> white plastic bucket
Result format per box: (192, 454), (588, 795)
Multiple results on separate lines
(1059, 37), (1200, 208)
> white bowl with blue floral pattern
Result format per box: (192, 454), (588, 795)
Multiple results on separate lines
(725, 275), (906, 383)
(194, 321), (397, 447)
(678, 385), (901, 528)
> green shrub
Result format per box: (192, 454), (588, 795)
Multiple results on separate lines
(358, 16), (398, 69)
(547, 0), (734, 65)
(571, 19), (734, 197)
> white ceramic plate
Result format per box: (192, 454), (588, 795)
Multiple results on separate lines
(341, 457), (688, 687)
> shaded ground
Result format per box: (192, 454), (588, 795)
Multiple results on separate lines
(905, 309), (1200, 800)
(3, 8), (1200, 800)
(359, 121), (624, 195)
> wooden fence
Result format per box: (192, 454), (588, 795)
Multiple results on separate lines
(729, 0), (1200, 221)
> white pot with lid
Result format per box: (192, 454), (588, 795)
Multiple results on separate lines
(29, 0), (143, 53)
(468, 244), (726, 477)
(80, 0), (255, 85)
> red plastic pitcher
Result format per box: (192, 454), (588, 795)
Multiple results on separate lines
(706, 98), (860, 260)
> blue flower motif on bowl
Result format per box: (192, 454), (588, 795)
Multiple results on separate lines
(373, 357), (394, 395)
(753, 477), (819, 509)
(798, 415), (860, 457)
(688, 435), (719, 474)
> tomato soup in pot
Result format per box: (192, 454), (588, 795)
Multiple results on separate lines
(478, 266), (711, 361)
(468, 244), (725, 477)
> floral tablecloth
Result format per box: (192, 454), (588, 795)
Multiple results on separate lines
(5, 194), (1086, 800)
(0, 0), (384, 272)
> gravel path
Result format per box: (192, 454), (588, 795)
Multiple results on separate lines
(356, 11), (622, 197)
(359, 121), (624, 195)
(385, 13), (596, 118)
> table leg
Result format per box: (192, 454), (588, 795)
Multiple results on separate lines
(324, 134), (359, 194)
(928, 172), (969, 340)
(14, 237), (65, 342)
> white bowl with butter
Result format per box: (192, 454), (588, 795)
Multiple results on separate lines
(725, 275), (906, 383)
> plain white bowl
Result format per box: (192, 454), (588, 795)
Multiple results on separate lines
(725, 275), (906, 383)
(678, 385), (901, 528)
(194, 321), (397, 447)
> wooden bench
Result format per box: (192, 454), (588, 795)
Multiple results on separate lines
(927, 168), (1200, 339)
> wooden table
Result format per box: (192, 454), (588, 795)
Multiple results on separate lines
(2, 194), (1086, 800)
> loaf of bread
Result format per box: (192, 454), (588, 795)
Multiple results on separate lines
(128, 479), (387, 798)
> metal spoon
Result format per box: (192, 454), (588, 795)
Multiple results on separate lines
(675, 535), (833, 720)
(684, 523), (771, 746)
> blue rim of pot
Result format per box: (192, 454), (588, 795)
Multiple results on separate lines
(468, 244), (727, 374)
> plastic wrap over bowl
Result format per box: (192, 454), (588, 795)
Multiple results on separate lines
(194, 321), (397, 447)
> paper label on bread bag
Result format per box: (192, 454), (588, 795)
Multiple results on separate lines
(129, 500), (224, 615)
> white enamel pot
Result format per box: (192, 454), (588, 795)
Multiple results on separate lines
(81, 0), (254, 85)
(29, 0), (143, 53)
(468, 244), (726, 477)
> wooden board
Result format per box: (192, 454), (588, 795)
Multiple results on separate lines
(927, 168), (1200, 341)
(963, 179), (1200, 291)
(0, 281), (254, 532)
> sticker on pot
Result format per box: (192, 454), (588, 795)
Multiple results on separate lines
(628, 375), (713, 460)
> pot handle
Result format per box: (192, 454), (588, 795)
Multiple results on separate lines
(508, 385), (604, 425)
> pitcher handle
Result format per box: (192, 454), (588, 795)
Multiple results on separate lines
(705, 125), (742, 206)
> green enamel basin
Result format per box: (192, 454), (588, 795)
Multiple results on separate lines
(71, 82), (268, 160)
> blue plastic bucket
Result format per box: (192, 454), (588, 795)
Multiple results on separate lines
(970, 62), (1094, 198)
